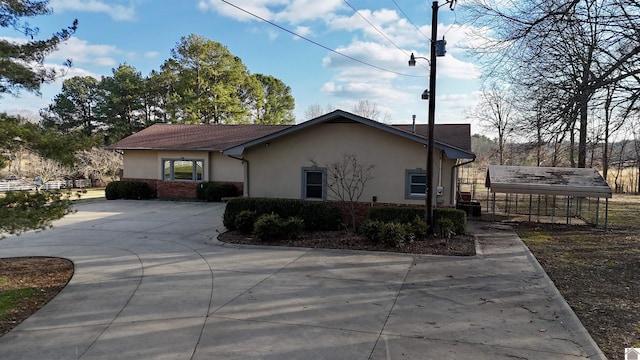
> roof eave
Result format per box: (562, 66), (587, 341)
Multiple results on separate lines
(222, 109), (475, 158)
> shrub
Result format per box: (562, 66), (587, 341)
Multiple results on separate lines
(105, 181), (154, 200)
(252, 214), (304, 241)
(196, 182), (238, 202)
(433, 208), (466, 235)
(367, 206), (424, 223)
(234, 210), (257, 235)
(408, 216), (429, 240)
(253, 213), (282, 242)
(381, 222), (409, 248)
(282, 217), (304, 240)
(435, 217), (455, 238)
(223, 198), (341, 231)
(359, 220), (384, 242)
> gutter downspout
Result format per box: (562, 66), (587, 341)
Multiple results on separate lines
(450, 155), (476, 206)
(226, 154), (249, 197)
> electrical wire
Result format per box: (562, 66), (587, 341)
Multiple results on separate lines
(343, 0), (428, 72)
(342, 0), (408, 56)
(220, 0), (426, 78)
(390, 0), (430, 41)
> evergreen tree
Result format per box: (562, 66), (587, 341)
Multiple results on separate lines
(0, 0), (77, 96)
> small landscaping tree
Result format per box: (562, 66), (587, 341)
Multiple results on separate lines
(325, 153), (374, 231)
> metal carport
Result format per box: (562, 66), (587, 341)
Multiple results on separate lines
(485, 165), (613, 229)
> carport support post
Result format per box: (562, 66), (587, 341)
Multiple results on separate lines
(595, 198), (600, 227)
(605, 198), (609, 231)
(491, 192), (496, 221)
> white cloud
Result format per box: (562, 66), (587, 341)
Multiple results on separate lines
(50, 0), (137, 21)
(144, 51), (160, 59)
(198, 0), (283, 22)
(295, 26), (312, 37)
(49, 37), (119, 67)
(198, 0), (343, 23)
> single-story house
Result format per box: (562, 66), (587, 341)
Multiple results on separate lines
(110, 109), (475, 206)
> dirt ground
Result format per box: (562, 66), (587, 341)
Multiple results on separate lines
(0, 257), (73, 336)
(516, 222), (639, 360)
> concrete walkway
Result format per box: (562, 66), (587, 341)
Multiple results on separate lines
(0, 201), (605, 359)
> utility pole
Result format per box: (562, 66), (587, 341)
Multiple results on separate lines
(425, 0), (438, 231)
(408, 1), (452, 232)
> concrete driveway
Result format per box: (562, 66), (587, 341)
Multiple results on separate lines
(0, 200), (604, 359)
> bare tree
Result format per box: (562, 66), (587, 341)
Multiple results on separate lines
(26, 156), (70, 187)
(326, 154), (374, 231)
(351, 100), (391, 122)
(466, 83), (515, 165)
(75, 147), (123, 186)
(464, 0), (640, 168)
(304, 103), (335, 120)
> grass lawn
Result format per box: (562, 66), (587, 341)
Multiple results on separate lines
(516, 194), (640, 360)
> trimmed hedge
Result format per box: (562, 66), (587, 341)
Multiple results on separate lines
(253, 213), (304, 241)
(433, 207), (466, 235)
(367, 207), (424, 223)
(367, 206), (466, 234)
(223, 198), (342, 231)
(196, 182), (238, 202)
(105, 181), (155, 200)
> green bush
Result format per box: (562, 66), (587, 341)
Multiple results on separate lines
(224, 198), (341, 231)
(253, 213), (282, 241)
(105, 181), (154, 200)
(234, 210), (257, 235)
(359, 219), (384, 242)
(435, 217), (455, 238)
(252, 214), (304, 242)
(433, 208), (466, 235)
(196, 182), (238, 202)
(381, 222), (409, 248)
(367, 206), (424, 223)
(408, 216), (429, 240)
(367, 206), (465, 236)
(282, 217), (304, 239)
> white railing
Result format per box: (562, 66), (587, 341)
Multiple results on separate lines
(41, 180), (66, 190)
(0, 180), (77, 192)
(0, 181), (36, 192)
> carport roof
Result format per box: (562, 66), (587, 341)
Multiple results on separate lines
(486, 165), (612, 198)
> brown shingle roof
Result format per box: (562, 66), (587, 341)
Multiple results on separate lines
(109, 123), (291, 151)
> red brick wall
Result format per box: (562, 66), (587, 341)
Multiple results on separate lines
(122, 178), (244, 199)
(157, 181), (199, 199)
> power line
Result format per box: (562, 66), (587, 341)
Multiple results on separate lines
(220, 0), (426, 78)
(342, 0), (408, 56)
(390, 0), (430, 41)
(342, 0), (428, 72)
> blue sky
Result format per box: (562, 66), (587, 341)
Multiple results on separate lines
(0, 0), (485, 130)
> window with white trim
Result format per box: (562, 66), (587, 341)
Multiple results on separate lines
(163, 159), (203, 181)
(302, 167), (326, 200)
(405, 169), (426, 199)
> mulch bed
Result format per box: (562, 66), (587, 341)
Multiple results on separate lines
(218, 230), (476, 256)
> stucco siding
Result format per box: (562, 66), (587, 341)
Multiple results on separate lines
(122, 150), (157, 179)
(244, 122), (456, 205)
(211, 152), (244, 182)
